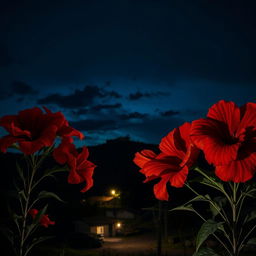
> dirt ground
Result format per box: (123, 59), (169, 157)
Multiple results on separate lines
(96, 232), (194, 256)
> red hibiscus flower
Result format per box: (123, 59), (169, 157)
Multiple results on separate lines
(53, 138), (96, 192)
(29, 209), (55, 228)
(190, 100), (256, 183)
(0, 107), (84, 155)
(133, 122), (199, 201)
(43, 107), (84, 141)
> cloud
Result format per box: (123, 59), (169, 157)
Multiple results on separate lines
(72, 103), (122, 116)
(0, 80), (38, 100)
(37, 85), (122, 108)
(69, 107), (184, 146)
(119, 112), (148, 120)
(160, 110), (179, 117)
(70, 119), (117, 132)
(128, 91), (169, 100)
(11, 81), (38, 95)
(119, 115), (185, 144)
(92, 103), (122, 111)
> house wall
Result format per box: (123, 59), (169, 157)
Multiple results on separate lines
(90, 225), (111, 237)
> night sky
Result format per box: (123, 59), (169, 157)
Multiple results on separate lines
(1, 0), (256, 146)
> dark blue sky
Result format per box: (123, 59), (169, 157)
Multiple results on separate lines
(1, 0), (256, 145)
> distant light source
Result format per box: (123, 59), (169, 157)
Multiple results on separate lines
(111, 189), (116, 196)
(116, 222), (121, 228)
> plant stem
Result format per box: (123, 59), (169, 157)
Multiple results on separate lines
(19, 155), (37, 256)
(231, 182), (238, 256)
(185, 183), (233, 248)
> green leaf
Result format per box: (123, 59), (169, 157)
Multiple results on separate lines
(209, 197), (227, 218)
(43, 166), (69, 177)
(210, 204), (221, 219)
(169, 204), (196, 213)
(196, 219), (224, 252)
(37, 191), (65, 203)
(32, 167), (68, 189)
(245, 209), (256, 223)
(200, 177), (224, 192)
(186, 195), (210, 204)
(193, 167), (224, 192)
(193, 247), (221, 256)
(18, 190), (27, 201)
(242, 189), (256, 199)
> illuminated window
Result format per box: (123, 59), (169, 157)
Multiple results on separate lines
(96, 226), (104, 234)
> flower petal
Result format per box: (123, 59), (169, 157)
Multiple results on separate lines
(169, 165), (188, 187)
(19, 140), (45, 155)
(79, 163), (96, 192)
(67, 158), (82, 184)
(159, 127), (185, 159)
(191, 118), (240, 165)
(0, 135), (21, 153)
(237, 102), (256, 135)
(153, 174), (172, 201)
(77, 147), (90, 166)
(215, 153), (256, 182)
(207, 100), (240, 136)
(133, 150), (157, 168)
(142, 154), (180, 177)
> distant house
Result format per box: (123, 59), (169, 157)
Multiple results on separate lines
(73, 216), (119, 237)
(74, 195), (137, 237)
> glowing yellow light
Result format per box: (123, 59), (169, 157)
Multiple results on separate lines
(116, 222), (121, 228)
(111, 189), (116, 196)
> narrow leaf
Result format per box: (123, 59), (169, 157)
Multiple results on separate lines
(169, 204), (195, 213)
(18, 190), (27, 201)
(43, 167), (68, 177)
(242, 189), (256, 199)
(32, 167), (68, 189)
(245, 209), (256, 223)
(186, 195), (210, 204)
(210, 203), (221, 219)
(38, 191), (65, 203)
(200, 177), (224, 192)
(196, 219), (223, 252)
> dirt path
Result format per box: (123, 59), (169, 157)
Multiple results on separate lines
(96, 232), (194, 256)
